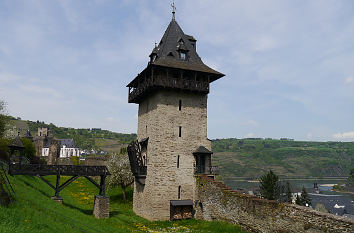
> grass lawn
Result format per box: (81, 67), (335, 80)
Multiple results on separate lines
(0, 175), (248, 233)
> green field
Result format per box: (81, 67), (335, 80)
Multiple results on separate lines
(0, 174), (247, 233)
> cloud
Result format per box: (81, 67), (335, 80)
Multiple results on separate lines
(245, 132), (255, 138)
(307, 132), (312, 139)
(332, 132), (354, 140)
(345, 77), (354, 84)
(241, 120), (259, 127)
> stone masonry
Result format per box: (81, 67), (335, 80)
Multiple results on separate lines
(93, 195), (109, 219)
(195, 176), (354, 233)
(133, 90), (211, 221)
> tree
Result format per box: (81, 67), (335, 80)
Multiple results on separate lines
(0, 101), (7, 138)
(259, 170), (280, 200)
(348, 168), (354, 186)
(296, 186), (312, 207)
(106, 153), (134, 201)
(21, 138), (36, 161)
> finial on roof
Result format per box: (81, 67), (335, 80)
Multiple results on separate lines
(155, 42), (157, 48)
(171, 0), (176, 20)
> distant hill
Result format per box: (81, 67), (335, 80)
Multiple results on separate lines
(5, 117), (354, 178)
(212, 138), (354, 179)
(5, 116), (136, 153)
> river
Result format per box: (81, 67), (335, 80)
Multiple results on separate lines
(224, 177), (354, 201)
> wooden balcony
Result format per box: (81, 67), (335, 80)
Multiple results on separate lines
(128, 75), (209, 103)
(194, 166), (219, 175)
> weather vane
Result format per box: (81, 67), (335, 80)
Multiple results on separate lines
(171, 0), (176, 20)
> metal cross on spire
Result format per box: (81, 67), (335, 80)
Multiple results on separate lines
(171, 0), (176, 20)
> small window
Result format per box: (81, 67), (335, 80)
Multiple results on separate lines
(177, 155), (180, 168)
(178, 186), (181, 199)
(179, 100), (182, 111)
(179, 126), (182, 137)
(180, 52), (186, 60)
(145, 125), (147, 134)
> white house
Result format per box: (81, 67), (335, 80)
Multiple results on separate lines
(42, 139), (80, 158)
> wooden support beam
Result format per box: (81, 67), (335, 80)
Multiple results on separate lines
(58, 175), (79, 192)
(84, 176), (100, 190)
(38, 175), (55, 190)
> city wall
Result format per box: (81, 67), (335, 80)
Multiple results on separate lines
(195, 176), (354, 233)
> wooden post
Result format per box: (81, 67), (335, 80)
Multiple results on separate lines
(99, 175), (106, 196)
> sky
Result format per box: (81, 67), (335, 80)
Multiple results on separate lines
(0, 0), (353, 141)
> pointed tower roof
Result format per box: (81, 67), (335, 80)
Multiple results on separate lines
(9, 134), (24, 149)
(149, 19), (224, 80)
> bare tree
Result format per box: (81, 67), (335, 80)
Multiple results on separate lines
(107, 153), (134, 201)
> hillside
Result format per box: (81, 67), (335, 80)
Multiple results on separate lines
(5, 116), (136, 153)
(212, 138), (354, 179)
(5, 117), (354, 178)
(0, 173), (247, 233)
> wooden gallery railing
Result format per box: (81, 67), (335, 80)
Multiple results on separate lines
(129, 75), (209, 102)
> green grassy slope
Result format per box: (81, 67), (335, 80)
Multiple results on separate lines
(212, 138), (354, 179)
(0, 174), (247, 233)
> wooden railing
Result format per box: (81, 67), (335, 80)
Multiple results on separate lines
(195, 166), (219, 175)
(8, 164), (110, 176)
(129, 75), (209, 102)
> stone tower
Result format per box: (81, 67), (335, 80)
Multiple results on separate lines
(127, 12), (224, 221)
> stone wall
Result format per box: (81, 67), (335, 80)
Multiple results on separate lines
(83, 156), (108, 166)
(48, 139), (60, 165)
(195, 176), (354, 233)
(133, 90), (211, 221)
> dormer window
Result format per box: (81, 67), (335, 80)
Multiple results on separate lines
(180, 51), (186, 61)
(150, 53), (157, 63)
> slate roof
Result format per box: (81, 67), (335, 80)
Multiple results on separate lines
(44, 138), (78, 148)
(310, 193), (354, 216)
(170, 200), (193, 206)
(151, 19), (224, 77)
(9, 135), (24, 148)
(193, 146), (213, 154)
(127, 18), (224, 87)
(24, 130), (32, 138)
(60, 139), (77, 148)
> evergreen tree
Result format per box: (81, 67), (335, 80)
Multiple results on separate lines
(300, 186), (311, 206)
(259, 170), (280, 200)
(296, 186), (312, 207)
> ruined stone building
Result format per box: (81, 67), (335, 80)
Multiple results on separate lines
(33, 128), (53, 157)
(127, 10), (224, 221)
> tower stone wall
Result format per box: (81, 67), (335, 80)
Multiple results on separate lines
(133, 90), (211, 220)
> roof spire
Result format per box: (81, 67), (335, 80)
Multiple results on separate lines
(171, 0), (176, 20)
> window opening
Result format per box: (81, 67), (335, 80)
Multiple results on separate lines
(180, 52), (186, 60)
(179, 126), (182, 137)
(178, 186), (181, 199)
(177, 155), (180, 168)
(179, 100), (182, 111)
